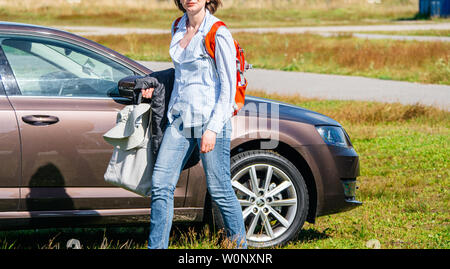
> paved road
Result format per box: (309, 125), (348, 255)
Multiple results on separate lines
(57, 23), (450, 42)
(140, 61), (450, 111)
(233, 22), (450, 33)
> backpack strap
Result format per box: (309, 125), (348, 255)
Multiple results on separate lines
(204, 21), (227, 61)
(172, 17), (183, 36)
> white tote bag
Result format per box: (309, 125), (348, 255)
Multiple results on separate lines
(103, 104), (155, 197)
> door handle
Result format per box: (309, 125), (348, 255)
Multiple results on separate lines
(22, 115), (59, 126)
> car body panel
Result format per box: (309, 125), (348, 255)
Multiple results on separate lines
(0, 86), (21, 212)
(0, 25), (188, 215)
(6, 96), (189, 212)
(248, 96), (342, 126)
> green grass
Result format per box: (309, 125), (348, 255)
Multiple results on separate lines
(1, 92), (448, 249)
(291, 125), (449, 249)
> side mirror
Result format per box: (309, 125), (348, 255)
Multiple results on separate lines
(118, 74), (146, 104)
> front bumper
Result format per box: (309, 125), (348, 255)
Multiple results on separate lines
(299, 144), (362, 217)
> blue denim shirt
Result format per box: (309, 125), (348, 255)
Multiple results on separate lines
(167, 10), (237, 134)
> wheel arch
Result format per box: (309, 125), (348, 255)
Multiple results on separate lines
(230, 139), (318, 224)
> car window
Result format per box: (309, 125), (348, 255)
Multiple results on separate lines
(0, 37), (134, 97)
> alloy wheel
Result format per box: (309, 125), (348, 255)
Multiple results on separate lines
(231, 163), (298, 243)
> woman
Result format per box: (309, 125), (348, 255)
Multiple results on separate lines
(141, 0), (247, 249)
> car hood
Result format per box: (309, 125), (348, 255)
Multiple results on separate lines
(244, 95), (341, 126)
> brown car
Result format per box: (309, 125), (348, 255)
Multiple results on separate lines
(0, 22), (361, 248)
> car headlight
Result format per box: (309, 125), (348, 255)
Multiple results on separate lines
(315, 125), (349, 147)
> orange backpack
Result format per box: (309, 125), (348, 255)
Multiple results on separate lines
(173, 17), (251, 116)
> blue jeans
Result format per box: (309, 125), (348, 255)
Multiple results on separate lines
(148, 114), (247, 249)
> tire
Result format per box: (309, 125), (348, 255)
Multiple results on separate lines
(205, 150), (309, 248)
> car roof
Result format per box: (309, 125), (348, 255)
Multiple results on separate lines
(0, 21), (99, 46)
(0, 21), (151, 74)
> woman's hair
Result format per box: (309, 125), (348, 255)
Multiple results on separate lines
(173, 0), (222, 14)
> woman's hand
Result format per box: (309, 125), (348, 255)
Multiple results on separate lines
(200, 129), (217, 153)
(141, 88), (155, 99)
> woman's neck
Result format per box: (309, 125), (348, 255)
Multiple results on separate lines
(186, 8), (206, 30)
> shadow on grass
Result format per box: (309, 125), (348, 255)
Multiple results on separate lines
(0, 223), (214, 249)
(0, 224), (333, 249)
(170, 224), (332, 249)
(295, 227), (331, 242)
(0, 225), (150, 249)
